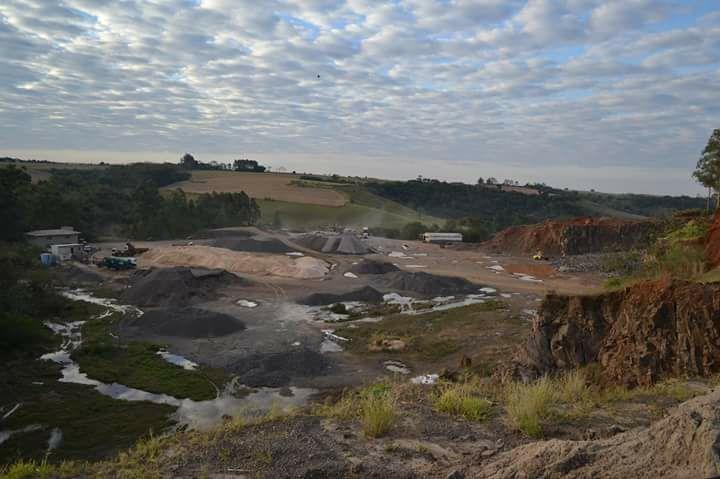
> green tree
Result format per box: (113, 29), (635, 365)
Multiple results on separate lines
(693, 129), (720, 211)
(0, 165), (32, 240)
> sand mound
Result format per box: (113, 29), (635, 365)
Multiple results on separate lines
(485, 217), (660, 256)
(212, 237), (295, 254)
(123, 267), (243, 307)
(139, 246), (329, 279)
(348, 259), (399, 275)
(371, 271), (479, 297)
(124, 308), (245, 339)
(300, 286), (385, 306)
(478, 389), (720, 478)
(707, 210), (720, 267)
(294, 232), (372, 255)
(515, 278), (720, 386)
(230, 349), (328, 387)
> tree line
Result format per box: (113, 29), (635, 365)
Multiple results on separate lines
(0, 163), (261, 242)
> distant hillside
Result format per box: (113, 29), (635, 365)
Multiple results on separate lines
(365, 180), (704, 233)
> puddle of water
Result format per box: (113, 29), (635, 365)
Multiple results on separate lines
(2, 403), (21, 420)
(157, 350), (198, 370)
(487, 265), (505, 271)
(480, 287), (497, 294)
(343, 272), (359, 278)
(285, 252), (304, 257)
(237, 299), (259, 308)
(384, 360), (410, 375)
(319, 339), (343, 353)
(0, 425), (43, 446)
(411, 374), (439, 385)
(406, 264), (427, 268)
(47, 428), (63, 451)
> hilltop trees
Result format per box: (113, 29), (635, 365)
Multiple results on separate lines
(693, 129), (720, 211)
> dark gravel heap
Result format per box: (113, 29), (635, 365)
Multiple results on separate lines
(299, 286), (385, 306)
(371, 271), (479, 297)
(123, 307), (245, 339)
(123, 267), (245, 307)
(230, 349), (329, 387)
(347, 259), (399, 275)
(212, 237), (295, 254)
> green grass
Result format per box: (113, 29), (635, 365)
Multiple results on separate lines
(73, 314), (224, 401)
(432, 382), (493, 421)
(504, 376), (557, 438)
(360, 386), (397, 438)
(336, 301), (506, 361)
(257, 192), (445, 231)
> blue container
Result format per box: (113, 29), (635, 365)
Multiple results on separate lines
(40, 253), (54, 266)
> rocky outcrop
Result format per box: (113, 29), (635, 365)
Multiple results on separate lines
(707, 210), (720, 267)
(485, 217), (660, 257)
(477, 388), (720, 478)
(516, 278), (720, 386)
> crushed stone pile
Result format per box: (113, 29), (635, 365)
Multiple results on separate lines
(485, 217), (660, 256)
(477, 388), (720, 479)
(514, 278), (720, 386)
(707, 209), (720, 267)
(139, 246), (329, 279)
(348, 259), (399, 275)
(371, 271), (479, 298)
(229, 349), (329, 387)
(123, 307), (245, 339)
(293, 232), (372, 255)
(211, 237), (295, 254)
(299, 286), (385, 306)
(123, 267), (244, 307)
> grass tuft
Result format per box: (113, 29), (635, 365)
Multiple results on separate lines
(432, 382), (493, 421)
(360, 387), (397, 438)
(504, 376), (556, 438)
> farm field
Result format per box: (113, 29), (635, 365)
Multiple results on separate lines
(165, 171), (348, 207)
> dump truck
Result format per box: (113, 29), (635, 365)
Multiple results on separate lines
(112, 242), (149, 257)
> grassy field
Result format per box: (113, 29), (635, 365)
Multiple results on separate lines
(166, 171), (348, 207)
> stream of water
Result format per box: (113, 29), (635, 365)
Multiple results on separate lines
(39, 290), (316, 431)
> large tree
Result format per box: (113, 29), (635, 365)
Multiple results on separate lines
(693, 129), (720, 211)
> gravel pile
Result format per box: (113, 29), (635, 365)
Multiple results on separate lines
(294, 232), (372, 255)
(229, 349), (329, 387)
(123, 307), (245, 339)
(347, 259), (399, 275)
(123, 267), (244, 307)
(212, 237), (295, 253)
(553, 251), (644, 276)
(371, 271), (480, 297)
(300, 286), (385, 306)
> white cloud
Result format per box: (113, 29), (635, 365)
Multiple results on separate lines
(0, 0), (718, 194)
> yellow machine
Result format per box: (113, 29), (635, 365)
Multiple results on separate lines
(532, 250), (546, 261)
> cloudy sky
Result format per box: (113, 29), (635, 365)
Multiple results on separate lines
(1, 1), (718, 194)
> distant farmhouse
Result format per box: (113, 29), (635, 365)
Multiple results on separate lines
(25, 227), (79, 249)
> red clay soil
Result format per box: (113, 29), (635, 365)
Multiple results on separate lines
(515, 278), (720, 387)
(707, 210), (720, 267)
(485, 217), (660, 257)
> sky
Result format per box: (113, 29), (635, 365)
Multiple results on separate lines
(1, 1), (719, 195)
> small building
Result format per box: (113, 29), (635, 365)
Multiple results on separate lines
(50, 243), (84, 262)
(422, 232), (463, 244)
(25, 227), (80, 249)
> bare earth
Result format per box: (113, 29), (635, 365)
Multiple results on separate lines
(165, 171), (348, 206)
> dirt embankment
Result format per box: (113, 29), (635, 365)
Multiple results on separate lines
(485, 217), (660, 256)
(139, 245), (329, 279)
(707, 210), (720, 267)
(477, 388), (720, 479)
(515, 278), (720, 386)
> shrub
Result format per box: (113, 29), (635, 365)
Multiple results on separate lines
(505, 376), (556, 438)
(360, 384), (396, 438)
(433, 383), (492, 421)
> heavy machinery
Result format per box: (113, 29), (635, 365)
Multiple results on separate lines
(99, 256), (137, 270)
(112, 242), (149, 257)
(532, 250), (548, 261)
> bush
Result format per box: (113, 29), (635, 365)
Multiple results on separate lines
(360, 386), (397, 438)
(505, 376), (556, 438)
(433, 382), (492, 421)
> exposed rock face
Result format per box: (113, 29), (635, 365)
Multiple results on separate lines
(707, 210), (720, 267)
(516, 279), (720, 386)
(485, 217), (660, 257)
(477, 388), (720, 478)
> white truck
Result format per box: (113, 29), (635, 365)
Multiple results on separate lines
(422, 232), (463, 244)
